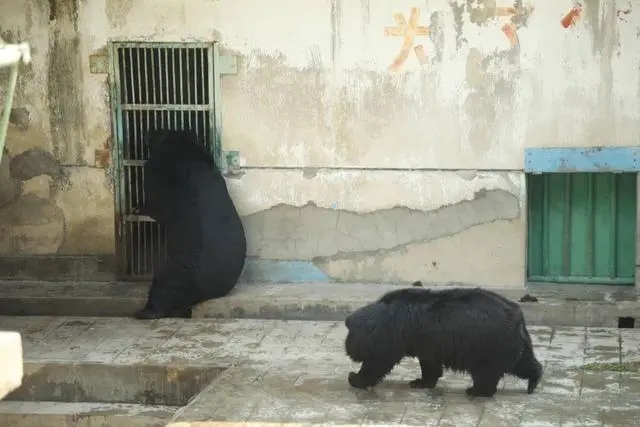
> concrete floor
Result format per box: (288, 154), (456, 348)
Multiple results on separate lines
(1, 316), (640, 426)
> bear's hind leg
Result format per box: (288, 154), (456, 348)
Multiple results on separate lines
(510, 350), (543, 394)
(134, 259), (199, 320)
(466, 368), (503, 398)
(409, 358), (442, 389)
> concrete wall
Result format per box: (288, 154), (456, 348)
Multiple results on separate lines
(0, 0), (638, 286)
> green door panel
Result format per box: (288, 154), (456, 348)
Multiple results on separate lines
(527, 172), (637, 285)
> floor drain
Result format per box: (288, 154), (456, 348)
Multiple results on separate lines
(618, 317), (636, 329)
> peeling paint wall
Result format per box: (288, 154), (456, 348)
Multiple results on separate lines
(0, 0), (114, 257)
(0, 0), (638, 286)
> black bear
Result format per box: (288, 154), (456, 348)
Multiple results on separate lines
(134, 129), (247, 320)
(344, 284), (543, 397)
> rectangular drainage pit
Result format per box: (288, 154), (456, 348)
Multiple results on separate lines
(0, 362), (225, 427)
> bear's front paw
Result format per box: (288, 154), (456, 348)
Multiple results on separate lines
(409, 377), (438, 389)
(348, 371), (369, 389)
(465, 386), (496, 398)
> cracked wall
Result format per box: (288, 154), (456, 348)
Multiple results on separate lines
(1, 0), (638, 285)
(241, 188), (523, 286)
(226, 169), (525, 287)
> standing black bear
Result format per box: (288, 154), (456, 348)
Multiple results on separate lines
(134, 129), (247, 320)
(344, 284), (543, 397)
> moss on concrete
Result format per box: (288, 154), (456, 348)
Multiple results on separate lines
(581, 362), (640, 372)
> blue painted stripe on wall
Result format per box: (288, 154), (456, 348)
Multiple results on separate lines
(525, 147), (640, 173)
(240, 259), (331, 283)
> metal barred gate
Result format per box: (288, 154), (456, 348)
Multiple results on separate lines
(108, 41), (224, 279)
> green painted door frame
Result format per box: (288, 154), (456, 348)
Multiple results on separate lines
(527, 172), (637, 285)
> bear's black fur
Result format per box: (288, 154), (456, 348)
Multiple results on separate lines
(134, 129), (247, 320)
(344, 284), (543, 397)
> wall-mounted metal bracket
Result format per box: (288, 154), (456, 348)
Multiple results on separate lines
(218, 55), (238, 75)
(89, 53), (109, 74)
(221, 150), (240, 173)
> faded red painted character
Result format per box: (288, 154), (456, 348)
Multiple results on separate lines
(561, 3), (583, 28)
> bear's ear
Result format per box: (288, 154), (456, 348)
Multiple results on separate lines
(344, 313), (354, 329)
(344, 302), (389, 331)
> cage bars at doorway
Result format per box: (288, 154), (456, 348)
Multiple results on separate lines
(108, 41), (221, 279)
(0, 37), (31, 163)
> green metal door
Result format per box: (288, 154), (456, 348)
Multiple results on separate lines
(527, 172), (637, 285)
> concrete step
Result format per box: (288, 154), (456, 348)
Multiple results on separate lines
(0, 360), (224, 427)
(0, 280), (639, 327)
(0, 401), (176, 427)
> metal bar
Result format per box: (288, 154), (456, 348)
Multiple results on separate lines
(134, 48), (143, 161)
(163, 48), (172, 130)
(0, 63), (19, 156)
(211, 43), (222, 162)
(610, 174), (618, 278)
(150, 46), (157, 105)
(109, 44), (126, 278)
(156, 47), (165, 129)
(137, 48), (151, 155)
(186, 48), (192, 130)
(178, 48), (185, 128)
(124, 214), (155, 222)
(113, 41), (211, 49)
(194, 48), (201, 139)
(0, 40), (31, 159)
(171, 48), (179, 129)
(147, 47), (159, 276)
(123, 113), (132, 163)
(142, 47), (151, 160)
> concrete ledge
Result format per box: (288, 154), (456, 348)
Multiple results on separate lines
(0, 401), (175, 427)
(169, 423), (326, 427)
(0, 280), (146, 317)
(0, 255), (116, 281)
(193, 282), (640, 327)
(0, 331), (22, 400)
(0, 280), (639, 327)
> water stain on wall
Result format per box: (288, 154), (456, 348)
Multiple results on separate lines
(105, 0), (135, 30)
(455, 1), (534, 154)
(48, 0), (87, 165)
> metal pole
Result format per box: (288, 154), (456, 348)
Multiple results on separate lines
(0, 39), (32, 162)
(0, 63), (19, 155)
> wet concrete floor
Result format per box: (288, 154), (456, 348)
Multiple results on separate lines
(0, 316), (639, 426)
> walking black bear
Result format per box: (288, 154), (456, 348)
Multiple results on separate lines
(134, 129), (247, 320)
(344, 284), (543, 397)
